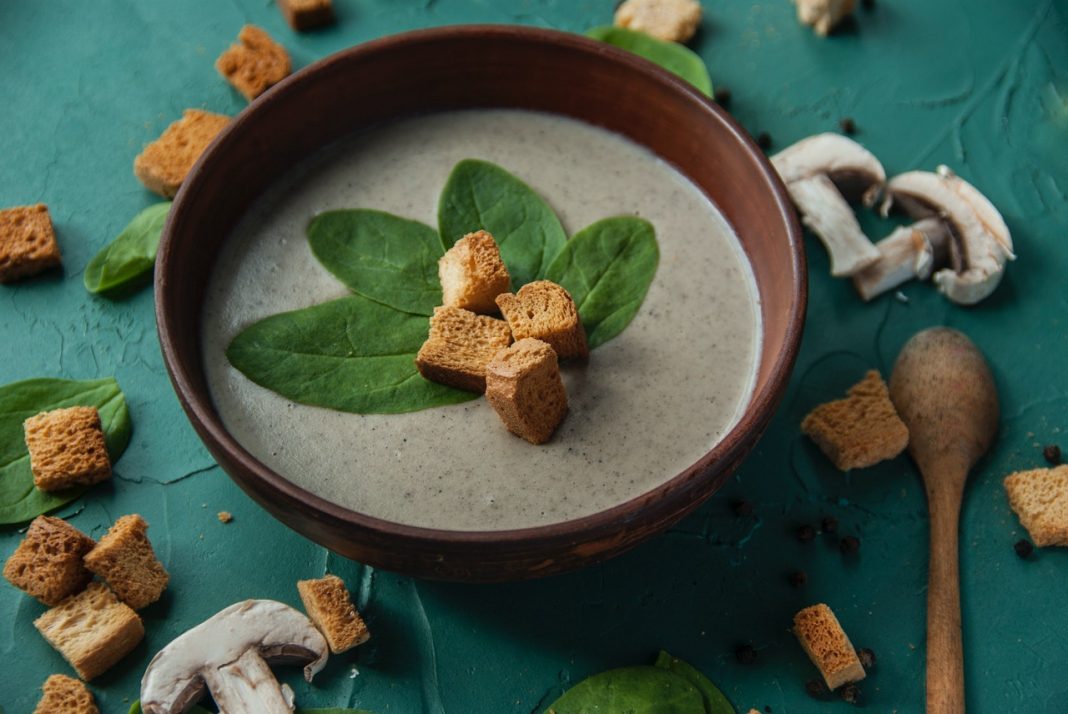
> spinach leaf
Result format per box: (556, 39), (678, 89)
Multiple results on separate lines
(308, 209), (445, 316)
(0, 378), (131, 525)
(545, 216), (659, 349)
(585, 27), (713, 97)
(226, 294), (477, 414)
(654, 651), (735, 714)
(438, 159), (567, 288)
(84, 202), (172, 296)
(544, 665), (706, 713)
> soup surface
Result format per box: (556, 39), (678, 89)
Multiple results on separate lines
(202, 109), (761, 531)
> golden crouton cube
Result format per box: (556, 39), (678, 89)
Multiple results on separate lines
(33, 674), (99, 714)
(793, 603), (866, 690)
(1004, 465), (1068, 547)
(84, 514), (169, 610)
(133, 109), (230, 198)
(3, 515), (96, 606)
(495, 280), (588, 360)
(216, 25), (292, 101)
(439, 230), (511, 314)
(485, 338), (569, 445)
(615, 0), (703, 43)
(0, 204), (62, 283)
(279, 0), (336, 31)
(415, 306), (512, 393)
(297, 574), (370, 653)
(24, 407), (111, 492)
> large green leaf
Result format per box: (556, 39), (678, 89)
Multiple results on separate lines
(0, 377), (131, 525)
(226, 294), (477, 414)
(438, 159), (567, 288)
(308, 209), (445, 316)
(545, 216), (659, 349)
(84, 201), (172, 296)
(654, 651), (735, 714)
(544, 665), (707, 713)
(586, 27), (713, 97)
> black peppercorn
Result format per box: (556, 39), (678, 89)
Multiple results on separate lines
(1014, 539), (1034, 559)
(805, 679), (828, 699)
(839, 117), (857, 134)
(757, 132), (772, 150)
(840, 535), (861, 554)
(821, 516), (839, 534)
(857, 647), (876, 669)
(714, 87), (732, 108)
(788, 570), (808, 588)
(839, 683), (862, 704)
(862, 0), (875, 8)
(735, 643), (758, 665)
(797, 524), (817, 542)
(1044, 444), (1062, 465)
(732, 499), (755, 517)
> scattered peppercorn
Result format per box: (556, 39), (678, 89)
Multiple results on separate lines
(857, 647), (876, 669)
(840, 535), (861, 554)
(805, 679), (829, 699)
(839, 683), (862, 705)
(1014, 538), (1034, 559)
(757, 132), (772, 150)
(797, 524), (817, 543)
(735, 643), (758, 665)
(714, 87), (732, 108)
(861, 0), (875, 8)
(764, 707), (772, 713)
(839, 117), (857, 135)
(821, 516), (839, 534)
(788, 570), (808, 588)
(1044, 444), (1062, 465)
(732, 499), (755, 517)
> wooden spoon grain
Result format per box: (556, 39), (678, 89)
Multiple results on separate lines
(889, 327), (999, 714)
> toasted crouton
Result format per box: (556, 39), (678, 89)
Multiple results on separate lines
(439, 230), (511, 314)
(3, 515), (95, 606)
(24, 407), (111, 492)
(0, 204), (62, 283)
(415, 306), (512, 393)
(801, 370), (908, 470)
(495, 280), (588, 360)
(1004, 465), (1068, 547)
(279, 0), (335, 31)
(133, 109), (230, 198)
(33, 674), (99, 714)
(614, 0), (703, 43)
(485, 338), (569, 444)
(216, 25), (291, 101)
(297, 574), (370, 653)
(792, 0), (856, 37)
(793, 603), (866, 690)
(84, 514), (169, 610)
(34, 582), (144, 681)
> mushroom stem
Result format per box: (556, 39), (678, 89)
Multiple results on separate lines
(852, 218), (950, 301)
(205, 649), (295, 714)
(787, 173), (881, 277)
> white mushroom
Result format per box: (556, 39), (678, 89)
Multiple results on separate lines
(772, 134), (886, 277)
(852, 218), (950, 301)
(141, 600), (329, 714)
(881, 167), (1014, 305)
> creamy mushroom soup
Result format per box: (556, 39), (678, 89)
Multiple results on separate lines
(202, 109), (761, 531)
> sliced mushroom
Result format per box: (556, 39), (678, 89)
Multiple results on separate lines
(772, 134), (886, 277)
(881, 168), (1014, 305)
(852, 218), (950, 301)
(141, 599), (329, 714)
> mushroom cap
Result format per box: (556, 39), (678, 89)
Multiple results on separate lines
(771, 133), (887, 203)
(140, 599), (329, 714)
(882, 169), (1014, 305)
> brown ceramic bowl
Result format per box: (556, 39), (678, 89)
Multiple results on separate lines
(156, 25), (805, 582)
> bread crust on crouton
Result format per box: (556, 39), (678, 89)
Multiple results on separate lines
(439, 230), (511, 314)
(3, 515), (95, 606)
(793, 603), (866, 690)
(84, 514), (169, 610)
(216, 25), (291, 101)
(1004, 465), (1068, 547)
(279, 0), (335, 31)
(33, 674), (99, 714)
(416, 306), (512, 393)
(133, 110), (230, 198)
(496, 280), (588, 360)
(24, 407), (111, 492)
(0, 204), (62, 283)
(485, 338), (569, 444)
(297, 574), (370, 653)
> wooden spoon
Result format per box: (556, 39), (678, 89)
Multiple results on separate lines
(889, 327), (999, 714)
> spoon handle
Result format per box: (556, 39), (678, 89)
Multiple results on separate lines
(926, 479), (966, 714)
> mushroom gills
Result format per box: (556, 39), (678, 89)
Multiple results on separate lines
(852, 218), (949, 301)
(787, 173), (881, 276)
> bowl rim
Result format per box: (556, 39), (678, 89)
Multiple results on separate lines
(156, 24), (805, 556)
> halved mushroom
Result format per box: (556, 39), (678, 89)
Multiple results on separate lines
(140, 599), (329, 714)
(772, 133), (886, 276)
(852, 218), (950, 301)
(881, 167), (1014, 305)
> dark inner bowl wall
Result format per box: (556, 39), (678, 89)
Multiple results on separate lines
(157, 26), (804, 580)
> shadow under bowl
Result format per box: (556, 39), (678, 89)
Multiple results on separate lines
(155, 25), (806, 582)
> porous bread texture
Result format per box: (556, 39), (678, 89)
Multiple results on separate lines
(0, 204), (62, 283)
(801, 370), (908, 470)
(495, 280), (588, 360)
(279, 0), (335, 31)
(34, 582), (144, 681)
(133, 109), (230, 198)
(485, 338), (569, 445)
(793, 603), (866, 690)
(216, 25), (292, 101)
(24, 406), (111, 492)
(33, 674), (99, 714)
(1004, 465), (1068, 547)
(439, 230), (511, 314)
(614, 0), (703, 43)
(792, 0), (856, 36)
(297, 574), (370, 653)
(84, 514), (169, 610)
(3, 515), (95, 606)
(415, 306), (512, 393)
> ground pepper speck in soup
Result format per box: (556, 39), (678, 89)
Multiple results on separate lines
(201, 109), (761, 531)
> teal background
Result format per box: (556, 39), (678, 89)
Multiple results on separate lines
(2, 0), (1067, 711)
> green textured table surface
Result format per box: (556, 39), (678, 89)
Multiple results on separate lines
(2, 1), (1067, 712)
